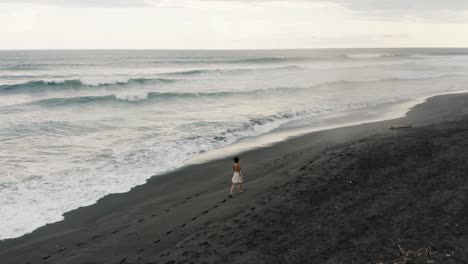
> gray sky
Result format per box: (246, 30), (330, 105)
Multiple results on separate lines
(1, 0), (468, 49)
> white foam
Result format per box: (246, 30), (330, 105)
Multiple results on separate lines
(114, 92), (149, 102)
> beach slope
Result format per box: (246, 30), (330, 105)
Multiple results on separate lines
(1, 93), (468, 263)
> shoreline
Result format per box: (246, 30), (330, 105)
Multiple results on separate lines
(186, 88), (468, 164)
(0, 93), (422, 241)
(2, 85), (467, 242)
(1, 92), (468, 263)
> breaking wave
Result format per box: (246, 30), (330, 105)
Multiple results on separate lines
(0, 78), (178, 94)
(27, 75), (467, 107)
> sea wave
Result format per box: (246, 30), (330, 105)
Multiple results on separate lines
(343, 53), (404, 59)
(0, 66), (305, 93)
(30, 90), (264, 106)
(162, 65), (303, 76)
(0, 55), (391, 72)
(220, 110), (309, 139)
(0, 78), (178, 94)
(230, 57), (293, 64)
(29, 87), (303, 107)
(23, 74), (467, 107)
(0, 64), (49, 71)
(152, 55), (407, 65)
(151, 57), (309, 65)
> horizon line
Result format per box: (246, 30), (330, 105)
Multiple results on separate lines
(1, 47), (468, 51)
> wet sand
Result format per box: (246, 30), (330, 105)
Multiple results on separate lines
(1, 93), (468, 264)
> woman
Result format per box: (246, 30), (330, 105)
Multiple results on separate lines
(230, 157), (243, 197)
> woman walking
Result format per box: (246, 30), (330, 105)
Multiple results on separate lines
(230, 157), (243, 197)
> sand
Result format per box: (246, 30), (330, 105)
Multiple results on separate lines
(1, 93), (468, 264)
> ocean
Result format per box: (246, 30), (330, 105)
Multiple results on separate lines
(1, 48), (468, 240)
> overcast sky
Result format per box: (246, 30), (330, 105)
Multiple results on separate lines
(1, 0), (468, 49)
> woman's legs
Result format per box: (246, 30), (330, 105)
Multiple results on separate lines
(230, 182), (243, 196)
(230, 183), (235, 195)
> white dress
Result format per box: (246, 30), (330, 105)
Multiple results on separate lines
(232, 172), (243, 183)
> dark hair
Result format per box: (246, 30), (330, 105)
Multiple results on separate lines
(233, 157), (240, 163)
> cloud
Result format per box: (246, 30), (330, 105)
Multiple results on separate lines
(331, 0), (468, 11)
(234, 0), (468, 11)
(2, 0), (468, 21)
(332, 0), (468, 18)
(0, 0), (185, 8)
(3, 0), (468, 12)
(244, 0), (468, 21)
(334, 0), (468, 22)
(211, 0), (468, 17)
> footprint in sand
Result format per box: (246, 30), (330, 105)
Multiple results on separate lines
(56, 248), (66, 253)
(198, 241), (209, 246)
(92, 234), (102, 240)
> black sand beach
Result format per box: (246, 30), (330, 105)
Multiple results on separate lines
(1, 93), (468, 264)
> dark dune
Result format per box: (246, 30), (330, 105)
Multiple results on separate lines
(1, 93), (468, 264)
